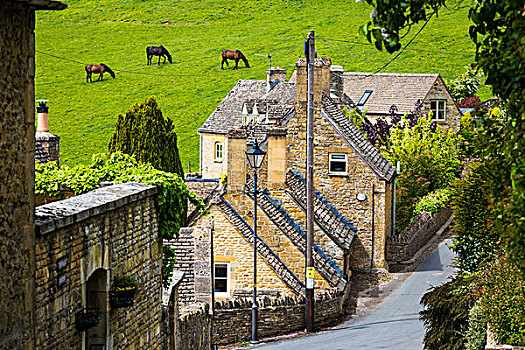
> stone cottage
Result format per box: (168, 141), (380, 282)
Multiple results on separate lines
(343, 72), (461, 130)
(175, 57), (396, 310)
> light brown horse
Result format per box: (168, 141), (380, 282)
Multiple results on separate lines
(85, 64), (116, 83)
(221, 50), (250, 70)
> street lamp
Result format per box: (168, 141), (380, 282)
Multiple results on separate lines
(245, 139), (266, 344)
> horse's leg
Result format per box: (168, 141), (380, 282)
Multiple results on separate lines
(98, 72), (103, 81)
(158, 55), (161, 65)
(234, 58), (239, 70)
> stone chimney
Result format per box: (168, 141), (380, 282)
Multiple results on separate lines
(266, 127), (287, 187)
(227, 128), (248, 193)
(35, 100), (60, 166)
(330, 65), (344, 101)
(295, 57), (332, 104)
(267, 67), (287, 92)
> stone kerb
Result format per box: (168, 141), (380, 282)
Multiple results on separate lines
(213, 289), (341, 345)
(387, 206), (452, 267)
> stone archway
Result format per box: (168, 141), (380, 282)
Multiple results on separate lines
(85, 268), (108, 350)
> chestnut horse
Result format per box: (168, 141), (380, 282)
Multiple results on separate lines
(85, 64), (115, 83)
(221, 50), (250, 70)
(146, 45), (172, 65)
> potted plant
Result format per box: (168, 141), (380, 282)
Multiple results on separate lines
(110, 275), (137, 309)
(75, 308), (102, 331)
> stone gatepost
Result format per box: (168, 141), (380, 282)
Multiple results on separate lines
(35, 101), (60, 165)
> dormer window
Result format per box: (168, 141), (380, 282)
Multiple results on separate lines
(430, 100), (446, 121)
(357, 90), (372, 106)
(329, 154), (348, 175)
(215, 142), (223, 161)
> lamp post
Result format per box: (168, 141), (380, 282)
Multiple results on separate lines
(245, 139), (266, 345)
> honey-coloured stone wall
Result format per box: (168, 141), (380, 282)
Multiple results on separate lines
(34, 183), (163, 350)
(0, 2), (37, 348)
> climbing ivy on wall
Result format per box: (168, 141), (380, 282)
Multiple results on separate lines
(35, 152), (206, 287)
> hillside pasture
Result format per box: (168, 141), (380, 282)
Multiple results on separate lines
(35, 0), (480, 169)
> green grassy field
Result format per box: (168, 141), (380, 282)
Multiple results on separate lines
(35, 0), (484, 169)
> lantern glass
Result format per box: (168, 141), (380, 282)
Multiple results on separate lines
(245, 140), (266, 169)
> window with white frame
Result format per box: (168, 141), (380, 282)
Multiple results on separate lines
(430, 100), (446, 121)
(215, 142), (223, 161)
(329, 154), (348, 175)
(214, 263), (230, 297)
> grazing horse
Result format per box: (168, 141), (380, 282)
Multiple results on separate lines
(146, 45), (172, 65)
(85, 64), (115, 83)
(221, 50), (250, 70)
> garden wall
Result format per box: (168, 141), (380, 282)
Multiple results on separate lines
(34, 183), (164, 349)
(175, 302), (212, 350)
(387, 207), (452, 268)
(213, 289), (342, 345)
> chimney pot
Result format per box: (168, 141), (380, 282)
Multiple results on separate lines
(36, 99), (50, 132)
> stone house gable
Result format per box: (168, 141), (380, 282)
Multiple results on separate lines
(177, 58), (398, 303)
(343, 72), (461, 131)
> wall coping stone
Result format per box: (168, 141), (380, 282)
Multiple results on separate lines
(35, 182), (157, 235)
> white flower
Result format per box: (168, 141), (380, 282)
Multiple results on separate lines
(370, 9), (378, 19)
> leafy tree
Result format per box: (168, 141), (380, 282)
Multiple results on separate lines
(357, 0), (525, 281)
(108, 96), (184, 178)
(420, 275), (475, 350)
(447, 66), (482, 102)
(450, 161), (499, 272)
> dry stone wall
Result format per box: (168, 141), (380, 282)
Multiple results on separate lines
(0, 2), (36, 348)
(34, 183), (163, 350)
(175, 302), (212, 350)
(213, 289), (342, 345)
(387, 207), (452, 267)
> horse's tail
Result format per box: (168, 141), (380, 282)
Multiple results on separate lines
(101, 64), (116, 78)
(146, 46), (150, 56)
(237, 50), (250, 68)
(85, 65), (90, 73)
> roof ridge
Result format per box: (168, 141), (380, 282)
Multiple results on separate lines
(343, 72), (439, 77)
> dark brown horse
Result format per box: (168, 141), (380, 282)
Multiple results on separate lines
(146, 45), (172, 65)
(221, 50), (250, 70)
(85, 64), (115, 83)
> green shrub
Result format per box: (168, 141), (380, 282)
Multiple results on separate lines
(413, 187), (453, 219)
(450, 161), (499, 272)
(475, 256), (525, 346)
(108, 96), (184, 178)
(465, 304), (487, 350)
(384, 114), (461, 232)
(420, 275), (475, 350)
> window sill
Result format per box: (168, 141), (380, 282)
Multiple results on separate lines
(328, 173), (349, 177)
(214, 159), (223, 163)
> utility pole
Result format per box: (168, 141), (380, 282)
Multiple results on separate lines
(305, 30), (315, 333)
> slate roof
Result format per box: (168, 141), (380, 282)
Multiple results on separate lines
(321, 93), (396, 182)
(198, 80), (296, 134)
(343, 72), (440, 115)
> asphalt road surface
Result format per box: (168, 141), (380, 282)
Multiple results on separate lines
(258, 238), (457, 350)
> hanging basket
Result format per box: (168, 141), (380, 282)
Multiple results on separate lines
(110, 287), (137, 309)
(75, 308), (102, 332)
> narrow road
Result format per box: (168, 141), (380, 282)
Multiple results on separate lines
(258, 238), (457, 350)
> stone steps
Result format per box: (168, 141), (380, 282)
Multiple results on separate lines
(217, 196), (305, 295)
(245, 185), (347, 292)
(286, 169), (357, 251)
